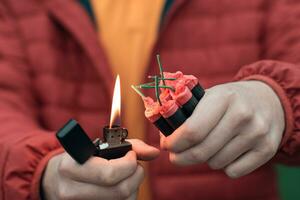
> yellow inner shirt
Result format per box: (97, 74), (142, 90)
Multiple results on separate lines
(91, 1), (164, 199)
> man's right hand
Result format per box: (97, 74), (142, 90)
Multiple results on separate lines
(42, 139), (159, 200)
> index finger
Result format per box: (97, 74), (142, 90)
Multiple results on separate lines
(163, 90), (229, 153)
(128, 139), (160, 161)
(60, 151), (138, 186)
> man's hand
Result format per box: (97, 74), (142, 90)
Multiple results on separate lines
(42, 139), (159, 200)
(161, 81), (285, 178)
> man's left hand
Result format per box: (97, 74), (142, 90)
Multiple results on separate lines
(161, 81), (285, 178)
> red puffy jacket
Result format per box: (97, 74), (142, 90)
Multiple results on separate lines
(0, 0), (300, 200)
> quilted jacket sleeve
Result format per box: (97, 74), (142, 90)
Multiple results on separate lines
(235, 0), (300, 164)
(0, 3), (62, 200)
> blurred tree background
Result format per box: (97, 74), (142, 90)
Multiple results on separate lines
(277, 165), (300, 200)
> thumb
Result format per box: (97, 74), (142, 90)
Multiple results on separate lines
(127, 139), (160, 161)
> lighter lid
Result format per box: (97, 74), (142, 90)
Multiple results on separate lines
(56, 119), (97, 164)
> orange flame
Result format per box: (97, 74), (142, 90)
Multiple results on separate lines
(109, 75), (121, 127)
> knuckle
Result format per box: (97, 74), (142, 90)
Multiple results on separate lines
(186, 134), (198, 146)
(235, 104), (252, 122)
(226, 87), (237, 100)
(184, 135), (197, 147)
(184, 124), (196, 138)
(57, 186), (72, 200)
(254, 130), (265, 140)
(184, 126), (202, 146)
(128, 160), (138, 173)
(253, 120), (269, 139)
(116, 183), (131, 199)
(101, 167), (117, 185)
(189, 150), (206, 163)
(208, 160), (223, 170)
(58, 160), (69, 176)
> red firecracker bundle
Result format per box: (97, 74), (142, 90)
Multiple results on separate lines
(132, 55), (205, 136)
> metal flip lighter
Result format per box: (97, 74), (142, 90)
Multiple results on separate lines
(56, 119), (132, 164)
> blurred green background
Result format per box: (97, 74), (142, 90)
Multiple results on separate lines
(277, 165), (300, 200)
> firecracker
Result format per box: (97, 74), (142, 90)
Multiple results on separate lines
(132, 55), (205, 136)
